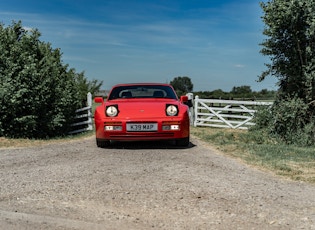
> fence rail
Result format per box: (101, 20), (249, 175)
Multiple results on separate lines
(69, 92), (93, 134)
(193, 96), (273, 130)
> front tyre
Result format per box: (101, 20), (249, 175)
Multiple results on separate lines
(96, 139), (110, 148)
(175, 136), (190, 147)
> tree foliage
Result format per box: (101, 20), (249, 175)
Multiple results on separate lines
(231, 85), (252, 95)
(258, 0), (315, 145)
(74, 71), (103, 106)
(0, 21), (82, 138)
(170, 76), (193, 96)
(194, 86), (276, 100)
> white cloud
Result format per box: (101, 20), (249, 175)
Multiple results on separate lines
(234, 64), (245, 68)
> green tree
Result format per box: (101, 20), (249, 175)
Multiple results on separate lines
(0, 21), (81, 138)
(74, 71), (103, 106)
(230, 85), (252, 98)
(170, 76), (193, 96)
(258, 0), (315, 145)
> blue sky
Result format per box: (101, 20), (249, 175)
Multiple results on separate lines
(0, 0), (277, 92)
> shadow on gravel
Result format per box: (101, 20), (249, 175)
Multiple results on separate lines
(103, 140), (196, 150)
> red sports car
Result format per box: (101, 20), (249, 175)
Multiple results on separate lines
(94, 83), (190, 148)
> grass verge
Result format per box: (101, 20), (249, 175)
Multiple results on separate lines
(191, 126), (315, 184)
(0, 131), (94, 149)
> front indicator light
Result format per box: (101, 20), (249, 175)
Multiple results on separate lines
(105, 126), (122, 131)
(104, 122), (122, 131)
(162, 125), (180, 131)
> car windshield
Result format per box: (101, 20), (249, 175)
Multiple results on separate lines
(108, 85), (178, 100)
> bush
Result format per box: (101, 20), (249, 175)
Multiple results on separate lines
(252, 105), (273, 131)
(252, 96), (315, 146)
(272, 97), (313, 145)
(0, 21), (81, 138)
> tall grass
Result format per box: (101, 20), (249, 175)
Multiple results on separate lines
(191, 127), (315, 183)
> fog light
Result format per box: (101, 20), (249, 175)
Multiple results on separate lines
(170, 125), (180, 130)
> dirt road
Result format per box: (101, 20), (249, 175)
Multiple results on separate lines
(0, 136), (314, 229)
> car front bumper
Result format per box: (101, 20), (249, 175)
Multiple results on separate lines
(95, 118), (189, 141)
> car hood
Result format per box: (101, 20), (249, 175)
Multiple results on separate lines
(109, 99), (181, 118)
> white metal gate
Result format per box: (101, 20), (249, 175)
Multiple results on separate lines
(69, 92), (93, 134)
(193, 96), (273, 130)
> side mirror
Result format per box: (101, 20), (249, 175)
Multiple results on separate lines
(180, 95), (193, 107)
(94, 97), (104, 104)
(180, 95), (188, 103)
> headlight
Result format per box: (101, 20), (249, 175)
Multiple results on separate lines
(106, 105), (118, 117)
(166, 104), (178, 116)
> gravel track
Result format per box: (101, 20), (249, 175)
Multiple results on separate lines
(0, 136), (314, 229)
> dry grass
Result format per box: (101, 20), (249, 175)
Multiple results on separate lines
(0, 131), (94, 149)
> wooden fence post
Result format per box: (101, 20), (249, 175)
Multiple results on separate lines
(186, 93), (194, 125)
(194, 95), (199, 127)
(87, 92), (93, 131)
